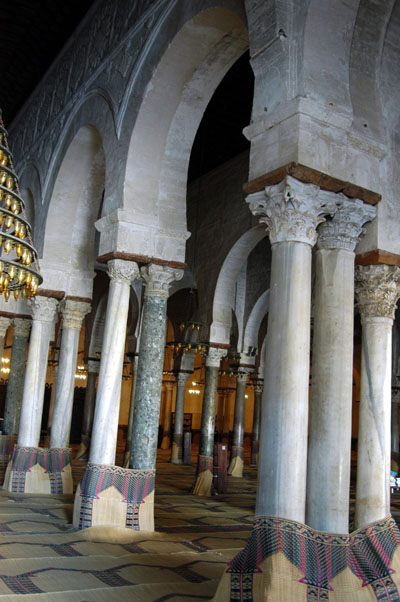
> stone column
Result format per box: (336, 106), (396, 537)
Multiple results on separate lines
(160, 381), (174, 449)
(216, 389), (225, 440)
(123, 355), (138, 467)
(50, 300), (91, 449)
(75, 359), (100, 460)
(171, 371), (190, 464)
(222, 389), (232, 442)
(0, 318), (31, 484)
(228, 370), (249, 477)
(392, 388), (400, 459)
(0, 316), (11, 362)
(123, 264), (183, 531)
(4, 296), (59, 494)
(73, 259), (139, 530)
(3, 318), (31, 435)
(306, 199), (375, 533)
(354, 264), (400, 529)
(247, 176), (338, 522)
(192, 347), (227, 496)
(250, 383), (263, 466)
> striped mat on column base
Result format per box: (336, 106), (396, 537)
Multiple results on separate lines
(213, 515), (400, 601)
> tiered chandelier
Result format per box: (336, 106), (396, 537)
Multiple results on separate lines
(0, 113), (42, 301)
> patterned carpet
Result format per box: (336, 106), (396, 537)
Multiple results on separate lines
(0, 447), (399, 600)
(0, 447), (256, 601)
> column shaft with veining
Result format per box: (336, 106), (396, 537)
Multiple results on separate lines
(3, 318), (31, 435)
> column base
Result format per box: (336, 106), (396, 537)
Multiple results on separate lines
(3, 446), (72, 494)
(73, 463), (155, 532)
(228, 445), (244, 477)
(170, 434), (183, 464)
(75, 435), (90, 461)
(192, 455), (213, 496)
(250, 440), (259, 466)
(213, 515), (400, 601)
(0, 435), (15, 485)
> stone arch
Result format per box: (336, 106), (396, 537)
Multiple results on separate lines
(122, 4), (248, 262)
(243, 290), (269, 356)
(41, 124), (105, 298)
(210, 225), (266, 345)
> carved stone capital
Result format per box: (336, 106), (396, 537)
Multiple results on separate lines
(28, 296), (58, 323)
(141, 263), (183, 298)
(0, 316), (11, 338)
(205, 347), (227, 368)
(318, 198), (376, 251)
(246, 176), (340, 246)
(87, 359), (100, 374)
(176, 372), (190, 387)
(355, 265), (400, 319)
(107, 259), (139, 285)
(61, 299), (91, 330)
(12, 317), (31, 338)
(237, 369), (251, 384)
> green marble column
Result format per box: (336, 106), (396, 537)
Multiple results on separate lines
(130, 264), (183, 471)
(3, 318), (31, 436)
(171, 371), (190, 463)
(228, 370), (249, 477)
(192, 347), (227, 496)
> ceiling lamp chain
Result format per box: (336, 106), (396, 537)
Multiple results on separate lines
(0, 112), (42, 301)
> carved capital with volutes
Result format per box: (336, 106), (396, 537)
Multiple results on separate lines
(12, 317), (31, 338)
(141, 263), (183, 298)
(318, 198), (376, 252)
(61, 299), (91, 330)
(355, 265), (400, 320)
(107, 259), (139, 286)
(28, 296), (59, 323)
(205, 346), (227, 368)
(246, 176), (340, 246)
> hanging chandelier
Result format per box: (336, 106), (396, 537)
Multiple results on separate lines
(0, 112), (42, 301)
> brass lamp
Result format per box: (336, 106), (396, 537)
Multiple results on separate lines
(0, 113), (42, 301)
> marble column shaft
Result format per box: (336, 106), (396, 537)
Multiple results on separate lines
(3, 318), (31, 435)
(231, 372), (248, 449)
(125, 356), (138, 454)
(198, 350), (226, 459)
(251, 386), (262, 466)
(222, 389), (232, 439)
(355, 264), (400, 529)
(81, 360), (99, 440)
(306, 199), (375, 533)
(50, 300), (91, 449)
(18, 296), (58, 448)
(130, 264), (183, 470)
(392, 389), (400, 456)
(247, 176), (339, 522)
(89, 260), (139, 465)
(171, 371), (190, 463)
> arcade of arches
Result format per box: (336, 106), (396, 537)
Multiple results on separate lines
(1, 0), (400, 600)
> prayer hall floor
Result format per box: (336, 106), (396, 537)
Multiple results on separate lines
(0, 447), (399, 601)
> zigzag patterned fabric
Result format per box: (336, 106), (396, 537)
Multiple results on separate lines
(225, 515), (400, 601)
(9, 446), (71, 494)
(80, 463), (155, 502)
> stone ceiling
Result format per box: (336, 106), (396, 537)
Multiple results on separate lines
(0, 0), (95, 127)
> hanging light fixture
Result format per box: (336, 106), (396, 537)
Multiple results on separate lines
(0, 112), (42, 301)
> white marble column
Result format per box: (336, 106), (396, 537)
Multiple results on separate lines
(247, 176), (339, 522)
(18, 296), (58, 447)
(50, 299), (91, 449)
(228, 370), (250, 477)
(0, 317), (10, 363)
(355, 264), (400, 529)
(89, 260), (139, 465)
(306, 199), (375, 533)
(3, 318), (31, 435)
